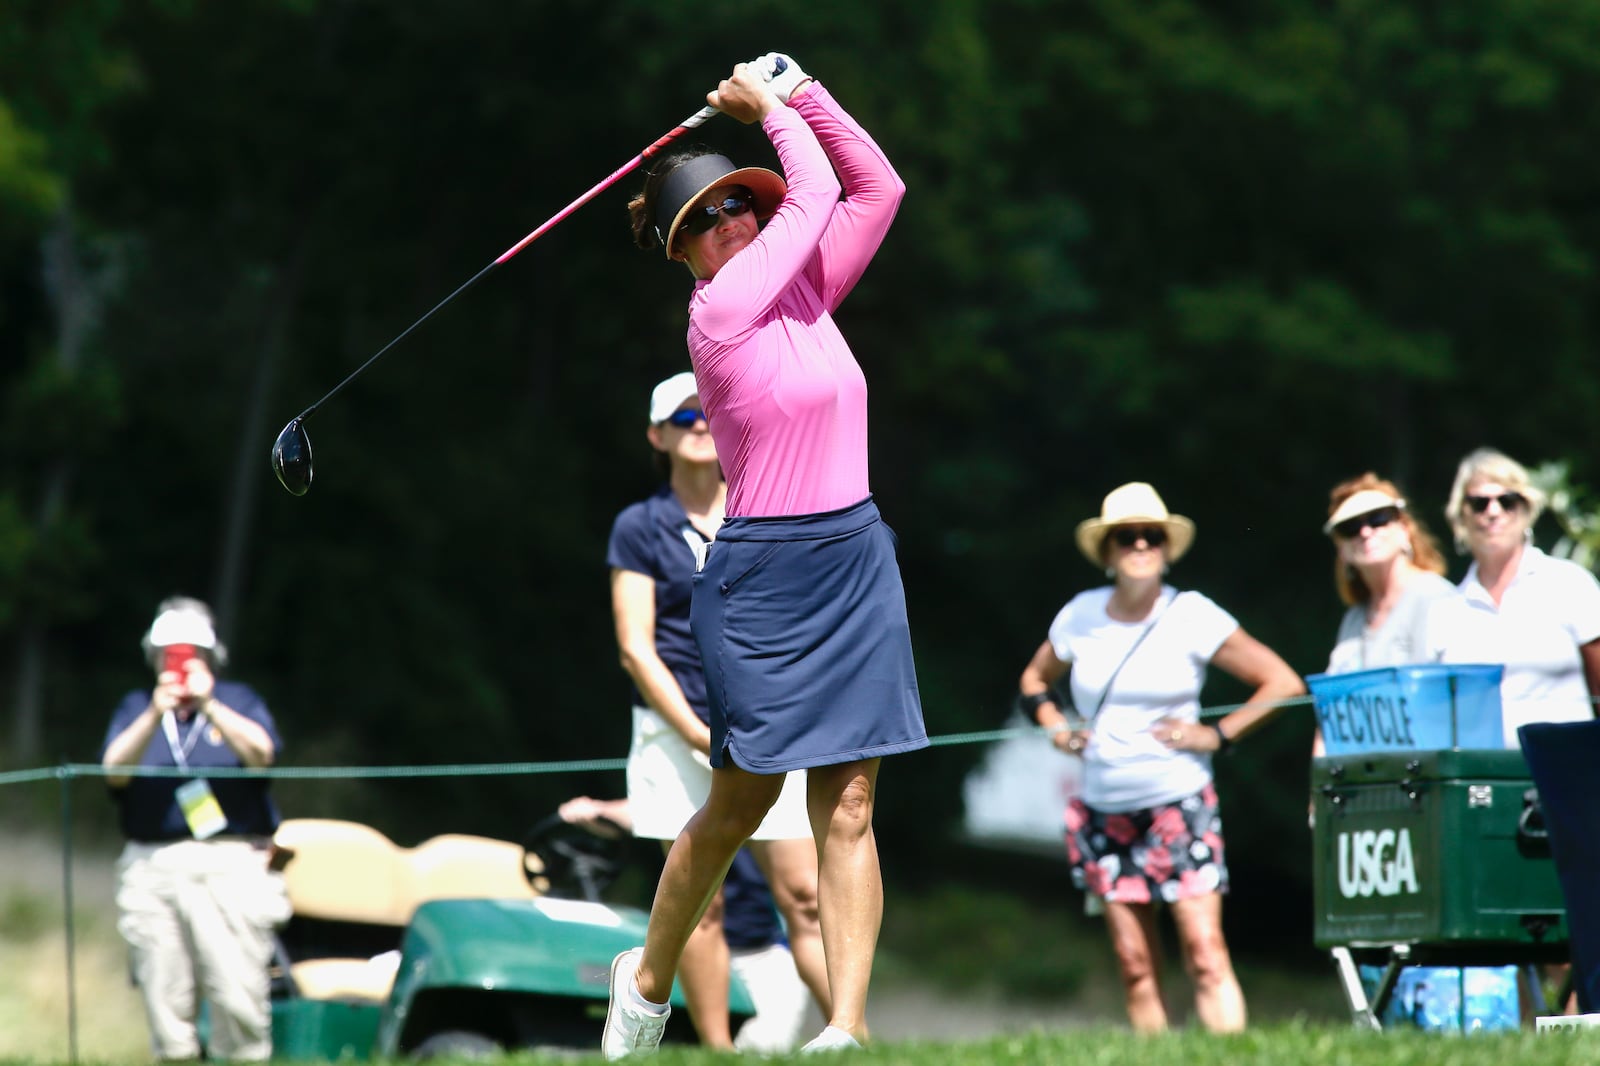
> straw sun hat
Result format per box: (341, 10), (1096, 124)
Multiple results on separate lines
(1074, 482), (1196, 567)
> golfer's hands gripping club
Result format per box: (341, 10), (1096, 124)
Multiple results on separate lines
(708, 61), (783, 124)
(752, 52), (812, 102)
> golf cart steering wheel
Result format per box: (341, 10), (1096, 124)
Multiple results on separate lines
(521, 813), (627, 902)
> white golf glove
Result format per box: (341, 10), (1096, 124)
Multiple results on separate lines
(751, 52), (811, 103)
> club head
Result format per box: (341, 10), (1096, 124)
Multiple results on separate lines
(271, 417), (313, 496)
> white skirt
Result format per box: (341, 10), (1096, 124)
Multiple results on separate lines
(626, 706), (811, 841)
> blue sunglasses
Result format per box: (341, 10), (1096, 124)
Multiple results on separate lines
(662, 408), (706, 429)
(682, 191), (754, 236)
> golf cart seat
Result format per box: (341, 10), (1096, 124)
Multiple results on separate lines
(286, 954), (403, 1003)
(408, 833), (541, 904)
(274, 819), (413, 927)
(273, 818), (547, 1004)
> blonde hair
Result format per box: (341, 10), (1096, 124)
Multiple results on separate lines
(1444, 447), (1546, 552)
(1326, 473), (1446, 607)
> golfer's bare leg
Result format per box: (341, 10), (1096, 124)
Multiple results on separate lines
(634, 766), (785, 1006)
(672, 864), (733, 1048)
(807, 758), (881, 1043)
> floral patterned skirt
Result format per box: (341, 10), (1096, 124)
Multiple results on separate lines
(1064, 784), (1229, 905)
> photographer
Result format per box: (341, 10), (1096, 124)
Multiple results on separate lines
(100, 596), (290, 1062)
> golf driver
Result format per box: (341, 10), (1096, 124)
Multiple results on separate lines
(269, 65), (784, 496)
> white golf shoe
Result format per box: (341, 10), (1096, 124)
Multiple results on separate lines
(801, 1025), (863, 1053)
(602, 948), (669, 1060)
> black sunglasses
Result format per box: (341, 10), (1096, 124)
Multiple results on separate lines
(661, 408), (706, 429)
(1110, 526), (1167, 549)
(682, 193), (754, 236)
(1332, 506), (1401, 540)
(1464, 492), (1526, 515)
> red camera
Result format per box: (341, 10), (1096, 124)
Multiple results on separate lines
(162, 644), (199, 679)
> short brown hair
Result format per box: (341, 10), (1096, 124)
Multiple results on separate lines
(626, 147), (720, 254)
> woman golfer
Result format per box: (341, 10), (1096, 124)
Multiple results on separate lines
(603, 53), (927, 1058)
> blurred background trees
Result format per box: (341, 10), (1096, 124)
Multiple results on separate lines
(5, 0), (1600, 947)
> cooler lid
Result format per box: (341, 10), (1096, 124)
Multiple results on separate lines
(1311, 747), (1531, 785)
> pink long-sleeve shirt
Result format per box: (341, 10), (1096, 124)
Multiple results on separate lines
(687, 86), (905, 518)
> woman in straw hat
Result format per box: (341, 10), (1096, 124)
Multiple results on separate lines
(1016, 482), (1303, 1032)
(607, 54), (925, 1057)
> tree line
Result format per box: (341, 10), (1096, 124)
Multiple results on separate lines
(4, 3), (1599, 925)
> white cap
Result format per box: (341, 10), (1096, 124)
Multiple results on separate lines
(649, 371), (699, 424)
(140, 596), (228, 669)
(1323, 488), (1406, 534)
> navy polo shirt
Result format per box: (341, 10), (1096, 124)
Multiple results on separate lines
(606, 485), (713, 724)
(100, 680), (283, 842)
(723, 848), (784, 950)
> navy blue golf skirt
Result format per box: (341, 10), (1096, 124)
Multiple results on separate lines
(692, 496), (929, 773)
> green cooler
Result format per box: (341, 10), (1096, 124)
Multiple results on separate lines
(1313, 749), (1566, 949)
(1312, 749), (1568, 1026)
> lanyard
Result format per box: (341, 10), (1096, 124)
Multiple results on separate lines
(160, 710), (205, 769)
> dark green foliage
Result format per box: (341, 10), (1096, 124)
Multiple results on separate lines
(3, 2), (1600, 949)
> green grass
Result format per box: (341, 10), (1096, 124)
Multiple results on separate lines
(27, 1025), (1600, 1066)
(469, 1025), (1600, 1066)
(2, 833), (1588, 1065)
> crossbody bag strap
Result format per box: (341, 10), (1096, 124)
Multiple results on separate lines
(1088, 590), (1182, 721)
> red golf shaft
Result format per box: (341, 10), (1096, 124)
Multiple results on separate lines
(495, 105), (719, 265)
(296, 104), (720, 422)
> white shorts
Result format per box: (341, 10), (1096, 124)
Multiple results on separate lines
(626, 706), (810, 841)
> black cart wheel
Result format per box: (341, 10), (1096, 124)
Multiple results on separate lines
(411, 1029), (501, 1060)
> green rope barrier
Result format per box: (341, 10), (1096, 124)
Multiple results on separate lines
(0, 694), (1322, 786)
(0, 766), (72, 787)
(40, 758), (628, 781)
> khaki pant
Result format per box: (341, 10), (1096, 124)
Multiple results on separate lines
(115, 839), (291, 1061)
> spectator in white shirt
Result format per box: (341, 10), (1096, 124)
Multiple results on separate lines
(1426, 447), (1600, 747)
(1015, 482), (1303, 1033)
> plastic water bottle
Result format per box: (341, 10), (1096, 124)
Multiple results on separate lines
(1461, 965), (1520, 1032)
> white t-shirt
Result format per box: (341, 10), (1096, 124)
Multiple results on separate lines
(1424, 546), (1600, 747)
(1325, 570), (1459, 675)
(1047, 586), (1238, 812)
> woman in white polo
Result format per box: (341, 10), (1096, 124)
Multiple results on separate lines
(1427, 447), (1600, 747)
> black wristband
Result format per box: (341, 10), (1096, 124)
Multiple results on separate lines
(1018, 691), (1056, 720)
(1210, 721), (1233, 753)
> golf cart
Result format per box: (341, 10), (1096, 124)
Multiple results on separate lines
(268, 815), (753, 1059)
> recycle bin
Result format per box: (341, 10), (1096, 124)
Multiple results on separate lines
(1306, 663), (1504, 755)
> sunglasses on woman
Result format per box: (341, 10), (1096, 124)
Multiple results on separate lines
(1110, 526), (1167, 549)
(661, 408), (706, 429)
(682, 193), (754, 236)
(1464, 492), (1526, 515)
(1332, 506), (1401, 540)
